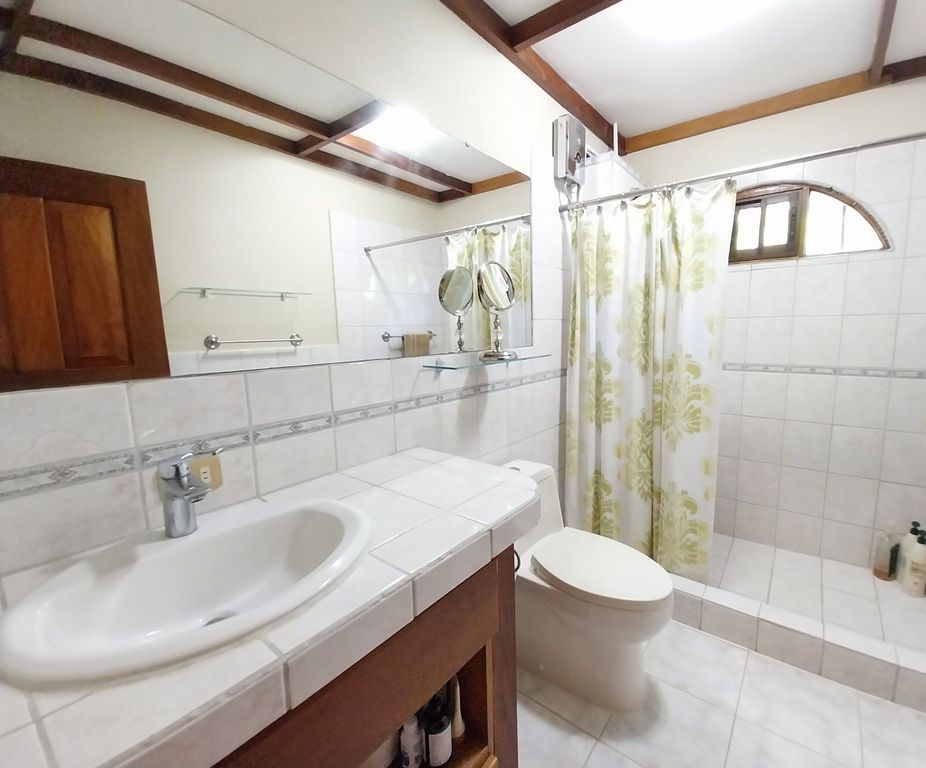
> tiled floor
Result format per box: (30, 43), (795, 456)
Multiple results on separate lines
(708, 534), (926, 652)
(517, 620), (926, 768)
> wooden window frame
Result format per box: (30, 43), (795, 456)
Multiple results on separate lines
(730, 181), (889, 264)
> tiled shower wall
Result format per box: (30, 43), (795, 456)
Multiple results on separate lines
(717, 136), (926, 567)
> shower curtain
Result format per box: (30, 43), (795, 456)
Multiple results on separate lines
(564, 180), (735, 581)
(445, 220), (532, 350)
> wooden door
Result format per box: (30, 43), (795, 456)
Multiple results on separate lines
(0, 157), (169, 390)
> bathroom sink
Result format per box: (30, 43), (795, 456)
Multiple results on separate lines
(0, 499), (370, 684)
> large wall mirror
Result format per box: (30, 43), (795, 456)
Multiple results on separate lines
(0, 0), (531, 389)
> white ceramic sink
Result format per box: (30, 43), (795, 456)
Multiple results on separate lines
(0, 499), (370, 684)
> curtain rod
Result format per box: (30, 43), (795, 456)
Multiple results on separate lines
(560, 129), (926, 214)
(364, 213), (531, 255)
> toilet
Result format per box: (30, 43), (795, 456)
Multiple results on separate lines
(506, 460), (673, 710)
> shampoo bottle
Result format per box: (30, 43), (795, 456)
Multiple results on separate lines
(400, 715), (423, 768)
(897, 522), (922, 583)
(903, 535), (926, 597)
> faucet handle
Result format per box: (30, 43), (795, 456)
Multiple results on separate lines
(157, 452), (195, 481)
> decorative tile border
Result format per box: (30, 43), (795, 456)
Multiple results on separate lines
(0, 367), (568, 501)
(724, 363), (926, 379)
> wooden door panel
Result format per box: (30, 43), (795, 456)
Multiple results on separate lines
(0, 194), (65, 371)
(44, 200), (131, 366)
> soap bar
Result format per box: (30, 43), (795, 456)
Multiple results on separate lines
(190, 454), (223, 490)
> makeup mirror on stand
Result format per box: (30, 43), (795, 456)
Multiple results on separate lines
(476, 261), (517, 361)
(438, 266), (475, 352)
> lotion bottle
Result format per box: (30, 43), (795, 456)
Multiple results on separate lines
(897, 522), (922, 584)
(400, 715), (423, 768)
(903, 535), (926, 597)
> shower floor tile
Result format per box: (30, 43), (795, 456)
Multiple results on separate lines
(709, 536), (926, 653)
(517, 620), (926, 768)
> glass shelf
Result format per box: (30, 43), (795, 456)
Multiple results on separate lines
(422, 353), (550, 371)
(176, 286), (311, 301)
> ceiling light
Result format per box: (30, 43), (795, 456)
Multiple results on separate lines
(353, 106), (442, 156)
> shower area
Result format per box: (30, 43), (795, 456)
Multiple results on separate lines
(564, 134), (926, 697)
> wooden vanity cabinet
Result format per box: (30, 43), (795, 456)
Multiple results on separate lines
(0, 157), (169, 391)
(216, 548), (519, 768)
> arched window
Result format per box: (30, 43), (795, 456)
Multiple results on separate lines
(730, 182), (889, 263)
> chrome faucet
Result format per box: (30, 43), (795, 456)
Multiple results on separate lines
(157, 452), (211, 538)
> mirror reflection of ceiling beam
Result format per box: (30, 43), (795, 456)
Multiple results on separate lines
(0, 7), (521, 204)
(294, 100), (388, 156)
(20, 15), (331, 137)
(869, 0), (897, 86)
(508, 0), (625, 52)
(0, 0), (33, 63)
(439, 0), (622, 152)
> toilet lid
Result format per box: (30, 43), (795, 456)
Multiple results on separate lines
(530, 527), (673, 611)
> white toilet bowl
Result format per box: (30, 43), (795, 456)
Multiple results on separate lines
(506, 460), (673, 710)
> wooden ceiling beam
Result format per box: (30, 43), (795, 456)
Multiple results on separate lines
(869, 0), (897, 86)
(21, 15), (331, 137)
(440, 0), (620, 151)
(304, 150), (440, 202)
(335, 134), (472, 194)
(0, 0), (34, 63)
(472, 170), (529, 194)
(295, 100), (388, 155)
(509, 0), (625, 51)
(624, 55), (926, 154)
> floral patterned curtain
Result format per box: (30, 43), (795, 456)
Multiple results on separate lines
(564, 180), (735, 581)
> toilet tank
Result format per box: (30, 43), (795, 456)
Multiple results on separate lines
(504, 460), (564, 553)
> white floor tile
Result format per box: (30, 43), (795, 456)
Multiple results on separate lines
(768, 573), (823, 619)
(517, 668), (610, 739)
(642, 622), (747, 712)
(599, 678), (733, 768)
(583, 741), (644, 768)
(880, 604), (926, 652)
(822, 589), (883, 637)
(720, 561), (771, 601)
(729, 539), (775, 570)
(516, 695), (596, 768)
(822, 559), (876, 600)
(712, 533), (734, 560)
(726, 717), (851, 768)
(737, 653), (861, 767)
(773, 549), (822, 584)
(859, 693), (926, 768)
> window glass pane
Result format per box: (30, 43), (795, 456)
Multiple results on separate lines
(843, 206), (885, 252)
(762, 200), (791, 246)
(735, 206), (760, 250)
(805, 191), (845, 255)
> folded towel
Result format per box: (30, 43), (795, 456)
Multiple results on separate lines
(403, 332), (431, 356)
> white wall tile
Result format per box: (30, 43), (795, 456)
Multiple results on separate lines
(894, 314), (926, 369)
(745, 317), (792, 364)
(719, 414), (740, 458)
(757, 607), (823, 673)
(390, 356), (440, 401)
(899, 257), (926, 311)
(724, 270), (750, 318)
(0, 384), (133, 470)
(748, 266), (795, 317)
(254, 429), (336, 494)
(394, 404), (442, 453)
(782, 421), (831, 471)
(734, 502), (777, 546)
(914, 140), (926, 199)
(838, 315), (897, 368)
(715, 497), (736, 535)
(129, 375), (248, 446)
(855, 142), (915, 204)
(803, 151), (857, 193)
(822, 625), (897, 699)
(245, 365), (331, 425)
(774, 510), (823, 555)
(789, 316), (841, 366)
(824, 473), (879, 527)
(779, 467), (826, 516)
(741, 372), (787, 418)
(828, 425), (884, 479)
(721, 370), (744, 415)
(738, 417), (783, 464)
(785, 374), (836, 424)
(533, 265), (565, 320)
(821, 520), (873, 567)
(0, 474), (145, 574)
(868, 200), (909, 257)
(722, 318), (747, 363)
(335, 415), (395, 469)
(717, 456), (739, 499)
(330, 360), (392, 410)
(875, 481), (926, 532)
(736, 460), (780, 507)
(833, 376), (889, 429)
(701, 588), (759, 649)
(441, 397), (479, 458)
(843, 259), (903, 315)
(793, 262), (846, 316)
(886, 378), (926, 433)
(906, 197), (926, 256)
(881, 431), (926, 486)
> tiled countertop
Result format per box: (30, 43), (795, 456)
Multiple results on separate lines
(0, 449), (540, 768)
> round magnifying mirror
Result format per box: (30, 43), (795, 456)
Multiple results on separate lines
(476, 261), (516, 313)
(438, 266), (474, 316)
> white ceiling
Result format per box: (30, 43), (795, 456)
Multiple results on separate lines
(11, 0), (516, 195)
(488, 0), (926, 136)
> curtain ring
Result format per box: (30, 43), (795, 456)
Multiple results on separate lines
(685, 185), (692, 197)
(596, 205), (603, 214)
(619, 200), (627, 210)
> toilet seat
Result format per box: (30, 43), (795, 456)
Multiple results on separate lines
(529, 527), (673, 611)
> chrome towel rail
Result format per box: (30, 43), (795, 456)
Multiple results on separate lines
(203, 333), (303, 350)
(381, 330), (436, 342)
